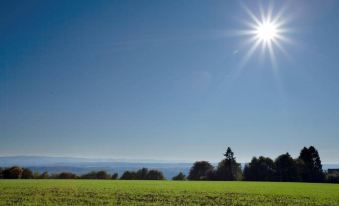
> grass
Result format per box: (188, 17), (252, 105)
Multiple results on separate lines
(0, 180), (339, 205)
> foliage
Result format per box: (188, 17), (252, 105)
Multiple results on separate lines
(120, 168), (165, 180)
(327, 172), (339, 184)
(136, 168), (149, 179)
(172, 172), (186, 180)
(39, 171), (49, 179)
(0, 146), (330, 184)
(120, 171), (137, 180)
(188, 161), (214, 180)
(215, 147), (242, 180)
(298, 146), (325, 182)
(275, 153), (299, 182)
(96, 171), (110, 179)
(57, 172), (78, 179)
(2, 166), (23, 179)
(80, 171), (110, 179)
(146, 169), (165, 180)
(21, 168), (34, 179)
(111, 173), (119, 180)
(244, 156), (276, 181)
(81, 171), (98, 179)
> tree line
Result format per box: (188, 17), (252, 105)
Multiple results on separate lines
(0, 167), (164, 180)
(184, 146), (338, 183)
(0, 146), (338, 183)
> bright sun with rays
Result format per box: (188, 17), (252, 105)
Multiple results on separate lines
(237, 3), (292, 67)
(255, 22), (278, 42)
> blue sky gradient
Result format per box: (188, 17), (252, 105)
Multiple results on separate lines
(1, 0), (339, 162)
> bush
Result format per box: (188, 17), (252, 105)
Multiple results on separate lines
(0, 167), (3, 179)
(120, 169), (165, 180)
(21, 168), (34, 179)
(243, 156), (276, 181)
(136, 168), (149, 179)
(112, 173), (118, 180)
(58, 172), (78, 179)
(327, 172), (339, 183)
(81, 171), (97, 179)
(146, 170), (165, 180)
(172, 172), (186, 180)
(96, 171), (110, 179)
(39, 171), (49, 179)
(188, 161), (214, 180)
(120, 171), (137, 180)
(3, 166), (23, 179)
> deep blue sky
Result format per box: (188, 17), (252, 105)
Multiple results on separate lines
(1, 0), (339, 163)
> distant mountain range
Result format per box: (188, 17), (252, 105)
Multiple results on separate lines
(0, 156), (338, 179)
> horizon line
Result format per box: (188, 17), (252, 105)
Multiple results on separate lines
(0, 155), (339, 165)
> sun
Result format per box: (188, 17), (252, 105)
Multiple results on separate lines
(255, 22), (278, 42)
(236, 3), (292, 67)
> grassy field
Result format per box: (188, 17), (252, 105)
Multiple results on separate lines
(0, 180), (339, 205)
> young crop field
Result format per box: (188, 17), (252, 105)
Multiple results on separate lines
(0, 180), (339, 205)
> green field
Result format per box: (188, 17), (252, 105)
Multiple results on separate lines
(0, 180), (339, 206)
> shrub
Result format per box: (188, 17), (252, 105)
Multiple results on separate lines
(21, 168), (34, 179)
(3, 166), (23, 179)
(172, 172), (186, 180)
(58, 172), (78, 179)
(188, 161), (214, 180)
(81, 171), (97, 179)
(327, 172), (339, 183)
(96, 171), (110, 179)
(146, 170), (165, 180)
(120, 171), (137, 180)
(112, 173), (118, 180)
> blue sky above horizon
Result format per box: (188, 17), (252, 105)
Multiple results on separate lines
(1, 0), (339, 163)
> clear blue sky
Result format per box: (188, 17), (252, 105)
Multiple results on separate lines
(1, 0), (339, 163)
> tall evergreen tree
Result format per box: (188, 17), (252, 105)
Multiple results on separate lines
(216, 147), (242, 180)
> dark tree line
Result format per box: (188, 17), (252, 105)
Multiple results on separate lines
(120, 168), (165, 180)
(0, 167), (165, 180)
(0, 146), (338, 183)
(0, 166), (34, 179)
(179, 146), (336, 183)
(0, 168), (120, 180)
(244, 146), (326, 182)
(81, 171), (119, 179)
